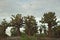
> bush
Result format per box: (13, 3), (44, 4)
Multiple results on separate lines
(20, 33), (37, 40)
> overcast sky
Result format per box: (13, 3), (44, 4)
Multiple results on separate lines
(0, 0), (60, 22)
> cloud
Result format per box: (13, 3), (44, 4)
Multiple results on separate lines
(6, 27), (13, 36)
(0, 0), (60, 19)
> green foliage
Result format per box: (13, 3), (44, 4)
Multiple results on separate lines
(39, 24), (47, 35)
(40, 12), (57, 37)
(24, 15), (38, 36)
(10, 14), (23, 36)
(10, 14), (23, 27)
(40, 12), (57, 26)
(1, 19), (9, 29)
(20, 33), (37, 40)
(40, 33), (47, 37)
(0, 19), (9, 37)
(20, 36), (37, 40)
(52, 25), (60, 37)
(10, 27), (17, 36)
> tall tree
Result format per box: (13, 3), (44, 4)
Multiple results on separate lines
(0, 19), (9, 37)
(40, 12), (57, 37)
(24, 16), (38, 36)
(10, 14), (23, 36)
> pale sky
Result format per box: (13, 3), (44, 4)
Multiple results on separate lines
(0, 0), (60, 22)
(0, 0), (60, 36)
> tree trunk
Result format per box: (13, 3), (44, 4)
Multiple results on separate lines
(48, 23), (52, 37)
(17, 27), (20, 36)
(28, 29), (31, 36)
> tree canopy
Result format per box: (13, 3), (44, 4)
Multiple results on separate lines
(24, 16), (38, 36)
(10, 14), (23, 36)
(40, 12), (57, 37)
